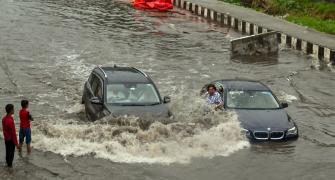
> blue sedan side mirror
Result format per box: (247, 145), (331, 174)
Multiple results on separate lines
(90, 97), (102, 105)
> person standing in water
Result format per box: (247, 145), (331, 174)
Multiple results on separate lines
(19, 100), (33, 155)
(2, 104), (20, 167)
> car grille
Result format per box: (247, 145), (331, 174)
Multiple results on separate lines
(253, 131), (284, 140)
(270, 131), (284, 140)
(253, 131), (269, 140)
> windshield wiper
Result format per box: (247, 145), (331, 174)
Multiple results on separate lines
(145, 102), (160, 106)
(119, 104), (144, 106)
(118, 102), (160, 106)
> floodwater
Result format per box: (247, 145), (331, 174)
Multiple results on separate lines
(0, 0), (335, 179)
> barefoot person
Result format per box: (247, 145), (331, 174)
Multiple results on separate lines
(19, 100), (33, 155)
(2, 104), (20, 167)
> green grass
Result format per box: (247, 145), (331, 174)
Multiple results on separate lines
(286, 15), (335, 34)
(219, 0), (335, 34)
(309, 2), (335, 19)
(221, 0), (243, 5)
(265, 0), (304, 15)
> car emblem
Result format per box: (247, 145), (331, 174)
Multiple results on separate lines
(267, 127), (271, 131)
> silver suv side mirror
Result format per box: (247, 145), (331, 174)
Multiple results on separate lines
(163, 96), (171, 103)
(281, 102), (288, 108)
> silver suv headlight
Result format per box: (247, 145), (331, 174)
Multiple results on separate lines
(287, 126), (297, 135)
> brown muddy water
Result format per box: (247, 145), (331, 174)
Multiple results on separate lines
(0, 0), (335, 179)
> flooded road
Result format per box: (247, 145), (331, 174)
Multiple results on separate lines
(0, 0), (335, 179)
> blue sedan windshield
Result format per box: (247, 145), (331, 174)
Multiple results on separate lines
(227, 90), (280, 109)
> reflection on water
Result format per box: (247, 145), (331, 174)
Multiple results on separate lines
(250, 141), (297, 154)
(0, 0), (335, 178)
(231, 53), (279, 65)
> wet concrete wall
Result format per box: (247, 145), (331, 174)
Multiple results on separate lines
(231, 32), (278, 57)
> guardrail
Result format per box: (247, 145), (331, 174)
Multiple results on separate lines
(173, 0), (335, 66)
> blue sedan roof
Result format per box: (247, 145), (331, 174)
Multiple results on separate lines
(214, 79), (270, 91)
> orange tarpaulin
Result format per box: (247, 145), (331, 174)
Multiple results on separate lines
(133, 0), (173, 11)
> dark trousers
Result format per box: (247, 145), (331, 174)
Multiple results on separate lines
(5, 140), (15, 167)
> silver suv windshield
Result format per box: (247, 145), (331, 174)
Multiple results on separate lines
(107, 83), (160, 105)
(227, 90), (280, 109)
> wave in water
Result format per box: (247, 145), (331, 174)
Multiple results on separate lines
(32, 95), (249, 164)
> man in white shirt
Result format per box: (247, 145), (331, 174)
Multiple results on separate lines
(204, 84), (224, 110)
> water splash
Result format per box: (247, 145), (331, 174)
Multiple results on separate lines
(32, 95), (249, 164)
(278, 91), (298, 103)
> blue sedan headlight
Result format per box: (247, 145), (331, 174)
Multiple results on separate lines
(287, 126), (298, 136)
(241, 128), (251, 137)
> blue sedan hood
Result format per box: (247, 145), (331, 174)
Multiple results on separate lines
(234, 109), (293, 131)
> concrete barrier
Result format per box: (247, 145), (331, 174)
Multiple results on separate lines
(231, 31), (278, 57)
(173, 0), (335, 66)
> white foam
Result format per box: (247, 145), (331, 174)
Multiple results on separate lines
(278, 91), (298, 103)
(65, 103), (84, 114)
(36, 92), (61, 98)
(31, 95), (249, 164)
(32, 115), (248, 164)
(55, 53), (93, 80)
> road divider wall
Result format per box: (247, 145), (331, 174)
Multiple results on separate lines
(173, 0), (335, 66)
(231, 31), (278, 57)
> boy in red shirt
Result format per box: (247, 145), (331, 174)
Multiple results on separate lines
(2, 104), (20, 167)
(19, 100), (33, 154)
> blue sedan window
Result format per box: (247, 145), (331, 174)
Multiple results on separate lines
(227, 90), (280, 109)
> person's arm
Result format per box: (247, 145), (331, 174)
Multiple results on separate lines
(10, 119), (18, 146)
(215, 94), (224, 110)
(2, 120), (5, 137)
(219, 97), (224, 106)
(28, 111), (34, 121)
(202, 92), (209, 98)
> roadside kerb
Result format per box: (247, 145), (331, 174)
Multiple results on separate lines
(173, 0), (335, 65)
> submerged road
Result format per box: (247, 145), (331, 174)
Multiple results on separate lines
(0, 0), (335, 179)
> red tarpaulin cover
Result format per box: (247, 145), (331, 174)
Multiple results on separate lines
(133, 0), (173, 11)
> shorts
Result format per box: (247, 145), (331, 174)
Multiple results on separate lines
(19, 128), (31, 144)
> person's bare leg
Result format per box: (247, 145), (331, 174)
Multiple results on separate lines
(18, 143), (23, 157)
(27, 144), (31, 155)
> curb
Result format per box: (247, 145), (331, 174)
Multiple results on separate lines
(173, 0), (335, 65)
